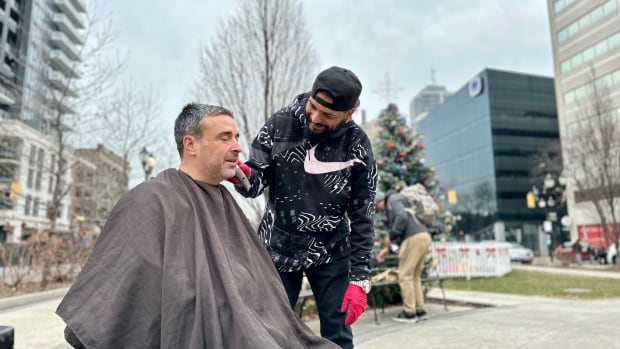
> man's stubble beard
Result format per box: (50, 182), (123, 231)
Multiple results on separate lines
(304, 115), (348, 142)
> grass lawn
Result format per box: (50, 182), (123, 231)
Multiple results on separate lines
(442, 269), (620, 299)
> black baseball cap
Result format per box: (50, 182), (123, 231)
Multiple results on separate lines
(311, 66), (362, 111)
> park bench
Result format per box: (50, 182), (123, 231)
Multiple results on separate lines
(296, 257), (448, 325)
(368, 268), (447, 324)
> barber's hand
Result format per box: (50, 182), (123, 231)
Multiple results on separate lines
(340, 283), (367, 326)
(227, 160), (250, 185)
(376, 248), (389, 262)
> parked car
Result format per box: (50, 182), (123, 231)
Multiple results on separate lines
(508, 243), (534, 264)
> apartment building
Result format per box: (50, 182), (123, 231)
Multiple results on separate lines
(0, 119), (74, 240)
(547, 0), (620, 244)
(75, 144), (128, 231)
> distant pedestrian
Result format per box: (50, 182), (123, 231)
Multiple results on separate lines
(375, 190), (432, 323)
(573, 239), (583, 265)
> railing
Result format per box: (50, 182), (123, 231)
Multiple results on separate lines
(431, 242), (512, 279)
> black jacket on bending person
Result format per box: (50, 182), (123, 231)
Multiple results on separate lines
(236, 93), (377, 281)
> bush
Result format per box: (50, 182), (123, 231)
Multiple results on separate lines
(0, 232), (94, 295)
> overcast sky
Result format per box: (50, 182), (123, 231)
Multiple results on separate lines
(106, 0), (554, 163)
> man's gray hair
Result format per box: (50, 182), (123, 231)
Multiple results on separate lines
(174, 103), (234, 157)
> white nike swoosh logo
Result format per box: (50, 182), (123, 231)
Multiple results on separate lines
(303, 145), (364, 174)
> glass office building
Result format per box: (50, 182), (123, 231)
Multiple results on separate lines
(418, 68), (558, 247)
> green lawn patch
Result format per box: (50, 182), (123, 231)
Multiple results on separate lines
(442, 269), (620, 299)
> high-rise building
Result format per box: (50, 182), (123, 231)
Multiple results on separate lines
(418, 68), (559, 251)
(547, 0), (620, 243)
(0, 0), (23, 117)
(0, 0), (87, 241)
(18, 0), (86, 132)
(409, 84), (449, 133)
(0, 0), (85, 131)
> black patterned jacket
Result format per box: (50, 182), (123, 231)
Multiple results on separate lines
(236, 93), (377, 281)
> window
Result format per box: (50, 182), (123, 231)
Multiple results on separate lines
(29, 145), (36, 166)
(603, 0), (616, 14)
(24, 195), (31, 215)
(591, 7), (604, 22)
(32, 198), (39, 217)
(48, 175), (54, 194)
(50, 154), (56, 173)
(554, 0), (576, 13)
(27, 169), (34, 188)
(594, 41), (608, 56)
(582, 47), (594, 62)
(35, 171), (42, 190)
(557, 0), (617, 43)
(610, 32), (620, 50)
(563, 68), (620, 105)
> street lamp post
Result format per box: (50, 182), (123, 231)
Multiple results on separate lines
(139, 147), (157, 181)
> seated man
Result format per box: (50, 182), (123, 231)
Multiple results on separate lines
(56, 103), (338, 349)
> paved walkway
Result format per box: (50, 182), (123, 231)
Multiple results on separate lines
(311, 264), (620, 348)
(1, 265), (619, 348)
(0, 297), (68, 349)
(346, 294), (620, 349)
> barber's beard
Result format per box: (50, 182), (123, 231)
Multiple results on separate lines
(304, 116), (348, 142)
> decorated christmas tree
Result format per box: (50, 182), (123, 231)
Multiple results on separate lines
(372, 103), (448, 241)
(369, 103), (449, 306)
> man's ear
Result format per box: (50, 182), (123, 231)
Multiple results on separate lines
(345, 108), (356, 122)
(183, 135), (197, 156)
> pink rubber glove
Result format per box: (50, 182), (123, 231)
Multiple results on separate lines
(340, 283), (367, 326)
(227, 160), (250, 185)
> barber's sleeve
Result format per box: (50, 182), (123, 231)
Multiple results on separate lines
(234, 118), (276, 198)
(347, 150), (377, 281)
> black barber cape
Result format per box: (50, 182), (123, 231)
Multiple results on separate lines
(56, 169), (337, 349)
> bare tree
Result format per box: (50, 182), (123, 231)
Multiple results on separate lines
(195, 0), (318, 226)
(38, 2), (124, 231)
(563, 67), (620, 258)
(97, 81), (162, 182)
(195, 0), (318, 148)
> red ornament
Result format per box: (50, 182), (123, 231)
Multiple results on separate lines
(388, 142), (395, 150)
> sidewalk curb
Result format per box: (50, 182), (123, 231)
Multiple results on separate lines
(0, 287), (69, 311)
